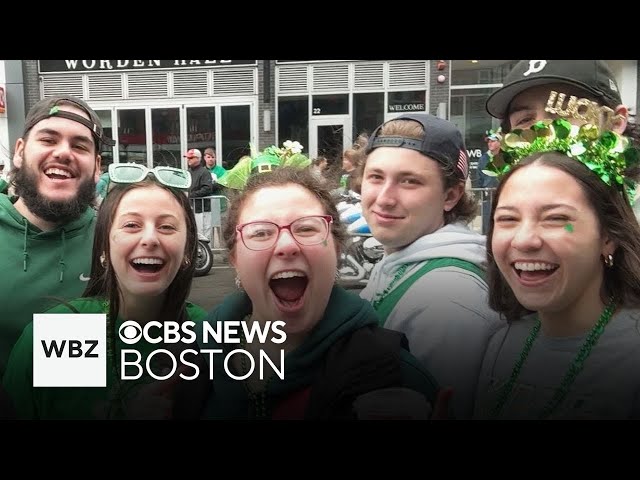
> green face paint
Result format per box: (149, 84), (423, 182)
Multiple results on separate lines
(564, 224), (574, 233)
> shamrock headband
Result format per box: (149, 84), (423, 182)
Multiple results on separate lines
(483, 118), (640, 201)
(217, 140), (311, 190)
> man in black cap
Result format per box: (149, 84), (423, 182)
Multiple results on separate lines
(0, 94), (113, 376)
(358, 113), (503, 419)
(487, 60), (640, 219)
(486, 60), (629, 135)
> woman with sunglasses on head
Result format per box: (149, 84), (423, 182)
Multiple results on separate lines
(474, 119), (640, 420)
(197, 166), (447, 420)
(3, 164), (209, 419)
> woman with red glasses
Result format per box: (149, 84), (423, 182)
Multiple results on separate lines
(197, 166), (447, 419)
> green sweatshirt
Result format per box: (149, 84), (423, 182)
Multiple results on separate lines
(198, 286), (439, 419)
(0, 194), (96, 376)
(208, 164), (227, 180)
(2, 298), (207, 419)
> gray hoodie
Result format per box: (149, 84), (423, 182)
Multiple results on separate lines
(360, 222), (504, 419)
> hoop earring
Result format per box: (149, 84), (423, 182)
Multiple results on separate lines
(604, 253), (614, 268)
(235, 275), (243, 290)
(100, 252), (107, 268)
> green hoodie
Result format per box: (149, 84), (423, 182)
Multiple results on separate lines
(2, 298), (207, 419)
(198, 286), (439, 419)
(0, 193), (96, 376)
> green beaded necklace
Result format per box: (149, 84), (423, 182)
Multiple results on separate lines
(239, 321), (270, 419)
(372, 264), (409, 311)
(490, 298), (617, 419)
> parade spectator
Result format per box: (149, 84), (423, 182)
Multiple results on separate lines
(358, 113), (503, 419)
(3, 166), (208, 419)
(198, 167), (446, 419)
(0, 95), (112, 376)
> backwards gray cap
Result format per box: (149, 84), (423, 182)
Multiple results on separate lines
(366, 113), (469, 180)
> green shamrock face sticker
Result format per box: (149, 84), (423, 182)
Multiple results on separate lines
(564, 224), (574, 233)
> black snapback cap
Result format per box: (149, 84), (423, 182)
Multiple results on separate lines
(486, 60), (622, 119)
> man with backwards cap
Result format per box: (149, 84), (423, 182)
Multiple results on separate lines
(358, 113), (503, 419)
(0, 94), (113, 376)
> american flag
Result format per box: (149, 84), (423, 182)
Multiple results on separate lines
(457, 149), (468, 179)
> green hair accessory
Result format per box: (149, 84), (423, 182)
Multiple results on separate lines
(218, 140), (311, 190)
(483, 118), (639, 201)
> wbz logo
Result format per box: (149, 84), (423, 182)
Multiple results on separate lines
(33, 314), (106, 387)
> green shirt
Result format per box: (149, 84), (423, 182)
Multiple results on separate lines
(208, 164), (227, 180)
(0, 195), (96, 377)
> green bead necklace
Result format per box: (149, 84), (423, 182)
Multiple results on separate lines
(490, 298), (617, 419)
(239, 324), (269, 419)
(372, 264), (409, 311)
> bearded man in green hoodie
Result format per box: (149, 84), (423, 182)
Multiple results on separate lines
(0, 95), (113, 376)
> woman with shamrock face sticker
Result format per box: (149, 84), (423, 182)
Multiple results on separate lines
(475, 119), (640, 420)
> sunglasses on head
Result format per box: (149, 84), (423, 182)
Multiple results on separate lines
(108, 163), (192, 190)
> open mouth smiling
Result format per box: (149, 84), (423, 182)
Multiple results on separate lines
(512, 261), (559, 281)
(269, 270), (309, 309)
(44, 166), (76, 180)
(130, 257), (166, 274)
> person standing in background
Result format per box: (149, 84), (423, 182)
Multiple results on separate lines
(204, 147), (227, 190)
(185, 148), (214, 241)
(477, 130), (501, 234)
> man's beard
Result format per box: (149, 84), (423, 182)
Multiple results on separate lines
(13, 163), (97, 224)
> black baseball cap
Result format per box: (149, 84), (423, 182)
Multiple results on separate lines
(486, 60), (622, 119)
(23, 95), (115, 150)
(366, 113), (469, 180)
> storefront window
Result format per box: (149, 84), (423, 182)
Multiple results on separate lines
(353, 92), (384, 139)
(152, 108), (180, 168)
(278, 96), (309, 152)
(221, 105), (251, 169)
(312, 94), (348, 116)
(450, 87), (502, 187)
(185, 106), (216, 156)
(450, 60), (517, 187)
(387, 90), (426, 114)
(451, 60), (518, 86)
(96, 110), (114, 169)
(118, 109), (146, 165)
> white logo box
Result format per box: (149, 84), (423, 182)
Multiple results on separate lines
(33, 313), (107, 387)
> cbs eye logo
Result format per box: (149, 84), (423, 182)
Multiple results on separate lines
(119, 321), (142, 345)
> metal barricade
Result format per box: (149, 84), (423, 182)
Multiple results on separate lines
(468, 188), (496, 235)
(189, 195), (231, 268)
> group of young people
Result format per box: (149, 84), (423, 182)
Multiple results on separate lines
(2, 60), (639, 420)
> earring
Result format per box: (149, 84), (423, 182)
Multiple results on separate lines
(100, 252), (106, 268)
(182, 257), (191, 269)
(235, 275), (243, 290)
(335, 270), (341, 283)
(604, 253), (614, 268)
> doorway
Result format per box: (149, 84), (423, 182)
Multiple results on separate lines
(309, 116), (351, 167)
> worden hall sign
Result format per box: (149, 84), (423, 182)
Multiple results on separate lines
(38, 60), (257, 74)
